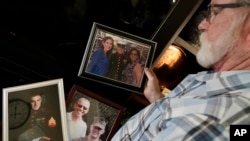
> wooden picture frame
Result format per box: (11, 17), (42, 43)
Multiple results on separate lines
(78, 22), (157, 94)
(66, 85), (125, 141)
(2, 78), (68, 141)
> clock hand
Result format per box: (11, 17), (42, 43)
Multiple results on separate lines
(14, 104), (17, 119)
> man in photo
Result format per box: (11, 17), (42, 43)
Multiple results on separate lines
(67, 97), (90, 140)
(17, 92), (57, 141)
(73, 117), (107, 141)
(106, 40), (128, 81)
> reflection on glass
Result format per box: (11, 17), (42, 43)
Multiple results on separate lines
(153, 45), (187, 90)
(119, 0), (178, 37)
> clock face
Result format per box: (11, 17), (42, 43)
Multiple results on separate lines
(8, 99), (31, 129)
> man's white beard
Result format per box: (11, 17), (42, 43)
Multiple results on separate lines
(196, 17), (243, 68)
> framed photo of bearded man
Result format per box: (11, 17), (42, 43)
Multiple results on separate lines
(78, 22), (157, 94)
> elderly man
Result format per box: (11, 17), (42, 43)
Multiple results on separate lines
(112, 0), (250, 140)
(67, 97), (90, 140)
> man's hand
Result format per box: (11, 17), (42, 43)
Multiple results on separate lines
(144, 68), (164, 103)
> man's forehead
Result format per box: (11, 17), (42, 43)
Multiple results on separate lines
(78, 99), (90, 106)
(78, 97), (89, 102)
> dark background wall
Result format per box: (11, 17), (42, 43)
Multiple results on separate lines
(0, 0), (182, 108)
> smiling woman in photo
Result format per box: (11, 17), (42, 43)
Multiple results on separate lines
(87, 36), (114, 76)
(122, 48), (143, 86)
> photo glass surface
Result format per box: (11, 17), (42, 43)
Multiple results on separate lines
(78, 22), (157, 93)
(2, 78), (68, 141)
(66, 85), (125, 141)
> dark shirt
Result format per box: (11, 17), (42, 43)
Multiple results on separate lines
(107, 53), (127, 80)
(17, 107), (59, 141)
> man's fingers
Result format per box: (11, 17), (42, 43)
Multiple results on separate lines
(144, 68), (157, 80)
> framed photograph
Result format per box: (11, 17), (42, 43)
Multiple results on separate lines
(78, 22), (157, 94)
(66, 85), (125, 141)
(2, 78), (68, 141)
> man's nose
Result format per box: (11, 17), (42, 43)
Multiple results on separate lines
(198, 18), (209, 31)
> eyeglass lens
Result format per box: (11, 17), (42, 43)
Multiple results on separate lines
(206, 3), (250, 23)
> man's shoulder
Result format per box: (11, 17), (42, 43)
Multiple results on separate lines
(66, 112), (72, 119)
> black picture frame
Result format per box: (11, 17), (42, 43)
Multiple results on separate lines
(66, 85), (125, 141)
(78, 22), (157, 94)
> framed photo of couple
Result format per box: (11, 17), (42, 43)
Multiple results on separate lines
(2, 78), (68, 141)
(66, 85), (125, 141)
(78, 22), (157, 94)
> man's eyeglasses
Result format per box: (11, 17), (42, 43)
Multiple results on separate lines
(206, 3), (250, 23)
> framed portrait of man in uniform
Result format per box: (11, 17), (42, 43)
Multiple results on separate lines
(78, 22), (157, 94)
(66, 85), (125, 141)
(2, 78), (68, 141)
